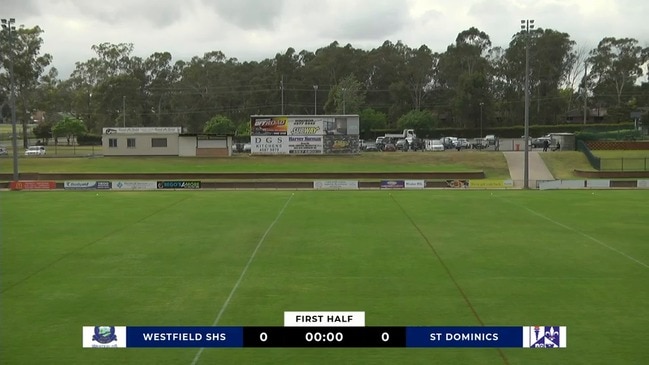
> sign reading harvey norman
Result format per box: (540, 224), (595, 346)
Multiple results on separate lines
(102, 127), (182, 134)
(288, 136), (323, 154)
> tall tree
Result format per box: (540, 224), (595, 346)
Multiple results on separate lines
(325, 74), (365, 114)
(587, 37), (648, 121)
(0, 25), (52, 147)
(437, 27), (492, 127)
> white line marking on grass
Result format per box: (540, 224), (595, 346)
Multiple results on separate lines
(506, 199), (649, 270)
(190, 193), (294, 365)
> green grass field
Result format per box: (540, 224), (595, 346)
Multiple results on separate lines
(2, 190), (648, 365)
(0, 151), (578, 180)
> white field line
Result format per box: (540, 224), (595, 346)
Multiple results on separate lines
(504, 198), (649, 270)
(190, 193), (295, 365)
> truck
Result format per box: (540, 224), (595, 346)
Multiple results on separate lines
(375, 129), (423, 151)
(383, 129), (416, 144)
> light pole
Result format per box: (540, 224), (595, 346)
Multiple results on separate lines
(479, 102), (484, 139)
(280, 77), (284, 115)
(313, 85), (318, 115)
(521, 19), (534, 189)
(122, 95), (126, 127)
(2, 18), (19, 181)
(341, 87), (346, 114)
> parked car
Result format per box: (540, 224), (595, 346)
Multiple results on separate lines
(484, 135), (497, 145)
(530, 136), (554, 148)
(441, 137), (456, 149)
(364, 144), (379, 152)
(0, 146), (7, 155)
(382, 140), (397, 152)
(25, 145), (46, 156)
(470, 138), (489, 149)
(456, 138), (470, 149)
(395, 139), (410, 151)
(427, 139), (445, 152)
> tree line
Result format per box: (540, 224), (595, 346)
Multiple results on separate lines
(1, 24), (648, 145)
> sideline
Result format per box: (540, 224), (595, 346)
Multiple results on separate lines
(499, 196), (649, 270)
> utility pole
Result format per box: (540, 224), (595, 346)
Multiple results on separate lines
(313, 85), (318, 115)
(2, 18), (19, 181)
(583, 62), (588, 124)
(122, 96), (126, 127)
(280, 76), (285, 115)
(521, 19), (535, 190)
(480, 102), (484, 139)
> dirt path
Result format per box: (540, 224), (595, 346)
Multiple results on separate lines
(503, 151), (555, 188)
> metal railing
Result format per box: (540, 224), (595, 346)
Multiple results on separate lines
(600, 157), (649, 171)
(577, 140), (600, 170)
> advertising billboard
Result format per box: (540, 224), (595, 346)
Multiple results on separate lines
(250, 115), (359, 155)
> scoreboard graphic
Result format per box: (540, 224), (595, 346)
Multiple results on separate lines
(83, 312), (566, 349)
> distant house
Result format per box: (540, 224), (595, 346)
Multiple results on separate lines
(31, 110), (46, 124)
(631, 107), (649, 135)
(564, 108), (607, 124)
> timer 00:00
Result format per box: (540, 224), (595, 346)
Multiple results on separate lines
(305, 332), (344, 342)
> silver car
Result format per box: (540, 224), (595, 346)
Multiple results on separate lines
(25, 146), (46, 156)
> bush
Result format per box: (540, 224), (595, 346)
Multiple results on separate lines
(76, 134), (102, 146)
(575, 129), (643, 142)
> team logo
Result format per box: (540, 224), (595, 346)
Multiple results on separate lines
(530, 326), (561, 348)
(105, 128), (117, 134)
(92, 326), (118, 344)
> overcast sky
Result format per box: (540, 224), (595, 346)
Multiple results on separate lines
(5, 0), (649, 79)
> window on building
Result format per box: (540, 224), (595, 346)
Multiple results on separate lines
(151, 138), (167, 148)
(108, 138), (117, 148)
(127, 138), (136, 148)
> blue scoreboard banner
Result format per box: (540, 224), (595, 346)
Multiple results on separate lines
(83, 326), (566, 348)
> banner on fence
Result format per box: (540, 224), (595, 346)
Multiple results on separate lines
(446, 179), (469, 189)
(380, 180), (405, 189)
(405, 180), (426, 189)
(111, 181), (157, 190)
(64, 181), (98, 190)
(313, 180), (359, 190)
(586, 180), (611, 188)
(156, 181), (201, 189)
(468, 180), (513, 189)
(97, 181), (112, 190)
(10, 181), (56, 190)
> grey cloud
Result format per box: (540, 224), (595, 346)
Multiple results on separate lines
(71, 0), (185, 28)
(201, 0), (285, 30)
(322, 4), (409, 40)
(2, 0), (41, 17)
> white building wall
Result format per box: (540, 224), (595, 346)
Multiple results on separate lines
(102, 134), (179, 156)
(179, 137), (197, 157)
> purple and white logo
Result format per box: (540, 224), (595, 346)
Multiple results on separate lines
(529, 326), (566, 348)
